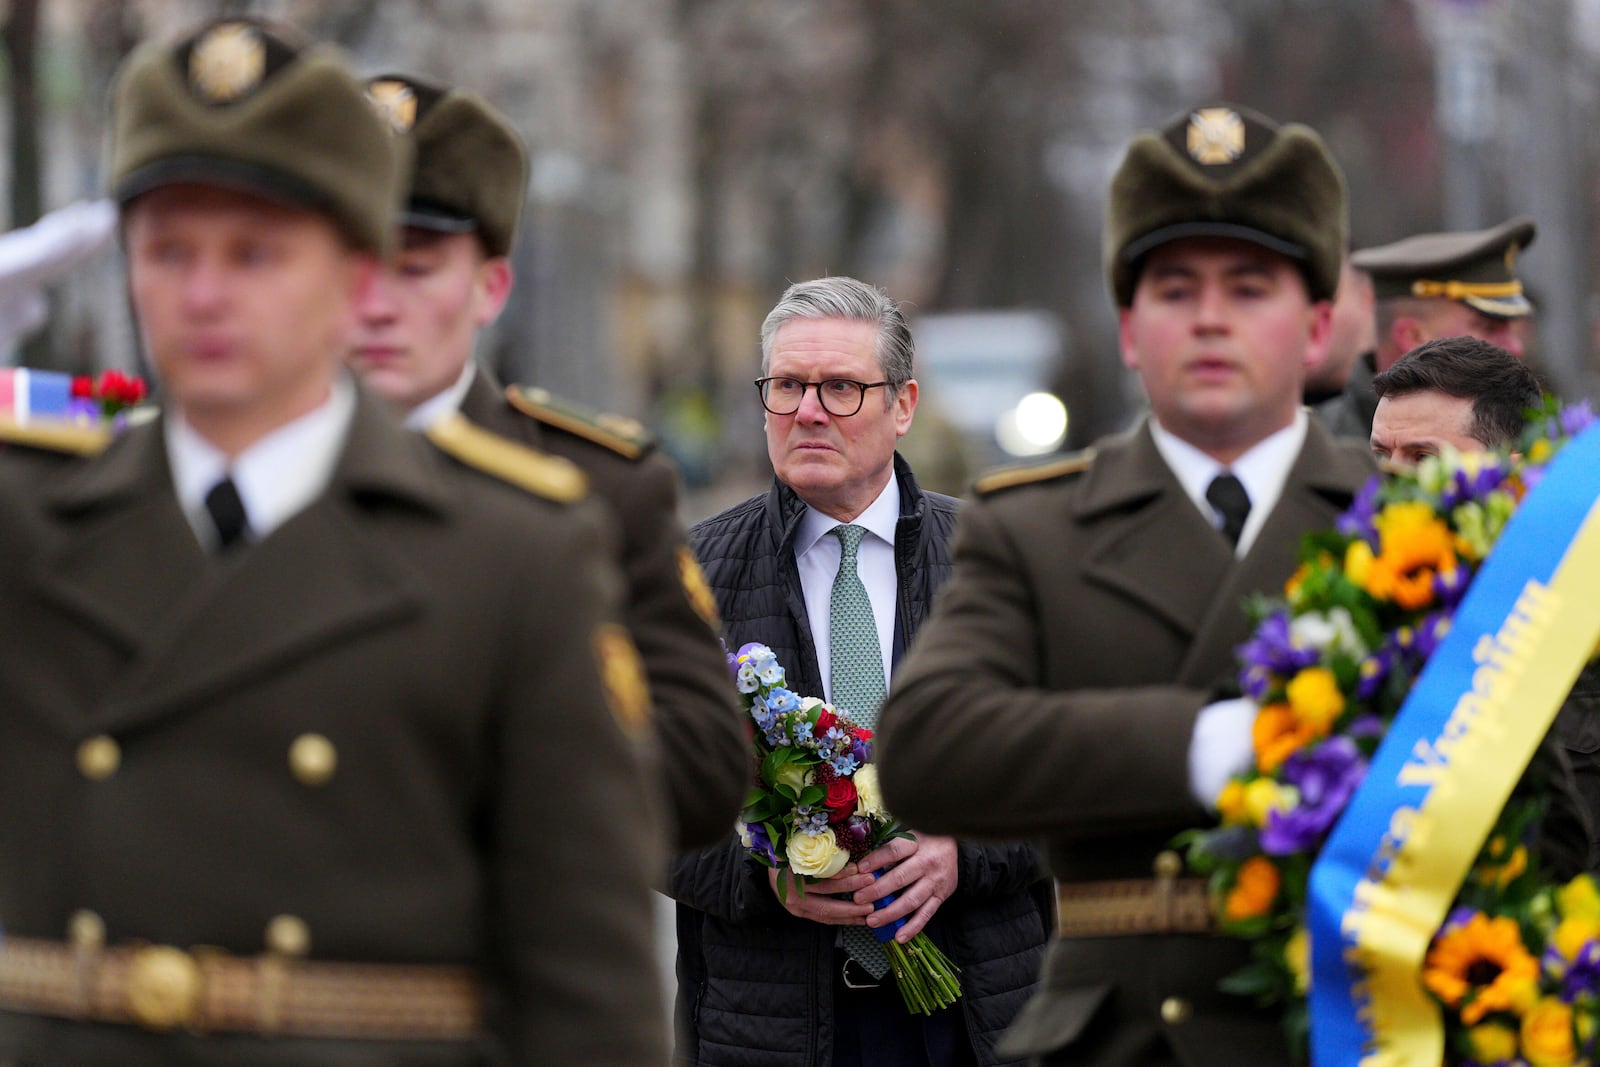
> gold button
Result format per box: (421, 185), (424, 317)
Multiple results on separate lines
(1160, 996), (1192, 1025)
(126, 945), (202, 1031)
(76, 735), (121, 780)
(68, 909), (105, 948)
(1152, 850), (1183, 879)
(288, 734), (337, 787)
(264, 914), (311, 957)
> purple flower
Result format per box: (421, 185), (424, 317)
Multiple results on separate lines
(1236, 611), (1318, 688)
(1260, 736), (1367, 855)
(738, 819), (779, 866)
(1440, 461), (1507, 511)
(1412, 612), (1453, 657)
(1559, 939), (1600, 1002)
(1346, 713), (1386, 740)
(1336, 476), (1382, 546)
(851, 737), (872, 766)
(1560, 400), (1596, 437)
(1433, 564), (1470, 609)
(1355, 647), (1394, 701)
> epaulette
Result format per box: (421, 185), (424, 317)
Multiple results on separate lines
(426, 412), (589, 503)
(0, 416), (111, 457)
(505, 385), (653, 460)
(973, 449), (1096, 496)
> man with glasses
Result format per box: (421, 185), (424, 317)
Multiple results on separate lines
(670, 276), (1049, 1067)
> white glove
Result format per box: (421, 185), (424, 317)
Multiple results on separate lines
(1188, 697), (1258, 810)
(0, 200), (116, 353)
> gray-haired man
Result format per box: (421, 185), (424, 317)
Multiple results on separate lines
(669, 276), (1049, 1067)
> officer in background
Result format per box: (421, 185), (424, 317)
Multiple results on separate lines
(877, 104), (1374, 1066)
(1317, 215), (1536, 440)
(0, 19), (665, 1065)
(346, 72), (746, 851)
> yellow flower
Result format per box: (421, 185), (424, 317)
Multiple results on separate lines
(1216, 780), (1249, 825)
(1423, 913), (1540, 1025)
(1474, 838), (1528, 889)
(1243, 778), (1297, 827)
(1529, 437), (1554, 464)
(1467, 1021), (1520, 1064)
(1222, 857), (1281, 922)
(1551, 916), (1600, 965)
(1285, 926), (1310, 995)
(1558, 874), (1600, 923)
(1360, 500), (1458, 610)
(1522, 997), (1578, 1067)
(1286, 667), (1345, 733)
(1344, 539), (1374, 586)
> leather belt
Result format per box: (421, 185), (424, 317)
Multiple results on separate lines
(1055, 873), (1215, 938)
(0, 936), (483, 1040)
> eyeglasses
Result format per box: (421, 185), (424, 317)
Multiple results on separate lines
(754, 377), (892, 417)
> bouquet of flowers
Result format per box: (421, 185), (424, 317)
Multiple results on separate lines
(1185, 400), (1600, 1064)
(729, 641), (962, 1015)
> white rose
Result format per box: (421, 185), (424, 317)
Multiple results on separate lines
(853, 764), (887, 819)
(774, 762), (813, 795)
(798, 696), (827, 713)
(786, 827), (850, 878)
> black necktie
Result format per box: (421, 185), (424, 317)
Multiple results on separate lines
(205, 476), (250, 552)
(1206, 472), (1251, 549)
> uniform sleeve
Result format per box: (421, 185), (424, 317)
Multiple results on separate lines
(877, 495), (1212, 841)
(487, 502), (669, 1067)
(615, 453), (750, 851)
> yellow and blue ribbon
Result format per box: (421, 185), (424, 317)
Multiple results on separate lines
(1309, 422), (1600, 1066)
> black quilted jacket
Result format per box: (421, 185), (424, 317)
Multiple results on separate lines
(670, 455), (1051, 1066)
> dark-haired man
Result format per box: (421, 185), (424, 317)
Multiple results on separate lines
(1368, 334), (1542, 466)
(878, 104), (1375, 1067)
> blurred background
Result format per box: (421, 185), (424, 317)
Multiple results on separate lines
(5, 0), (1600, 511)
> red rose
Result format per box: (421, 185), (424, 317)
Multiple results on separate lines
(824, 777), (858, 822)
(814, 705), (838, 735)
(852, 727), (873, 742)
(70, 375), (93, 399)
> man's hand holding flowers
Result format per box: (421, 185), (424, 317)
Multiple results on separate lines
(851, 833), (960, 943)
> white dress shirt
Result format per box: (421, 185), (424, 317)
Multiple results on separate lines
(404, 361), (478, 431)
(794, 475), (901, 701)
(166, 375), (356, 551)
(1148, 408), (1308, 557)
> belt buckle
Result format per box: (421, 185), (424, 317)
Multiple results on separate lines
(840, 955), (882, 990)
(125, 945), (204, 1031)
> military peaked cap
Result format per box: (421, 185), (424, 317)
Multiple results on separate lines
(365, 73), (528, 258)
(1104, 103), (1347, 306)
(1352, 216), (1536, 319)
(110, 18), (406, 255)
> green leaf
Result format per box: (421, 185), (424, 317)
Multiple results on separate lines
(798, 785), (824, 807)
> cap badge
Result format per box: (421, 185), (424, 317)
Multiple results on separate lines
(189, 23), (266, 104)
(1186, 107), (1246, 165)
(366, 79), (418, 132)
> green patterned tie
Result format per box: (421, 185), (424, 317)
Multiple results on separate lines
(829, 524), (891, 979)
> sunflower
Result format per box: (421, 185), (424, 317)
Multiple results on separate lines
(1423, 912), (1540, 1025)
(1359, 501), (1459, 610)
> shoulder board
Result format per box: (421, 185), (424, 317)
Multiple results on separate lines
(505, 385), (653, 460)
(426, 412), (589, 504)
(0, 416), (111, 457)
(974, 449), (1096, 496)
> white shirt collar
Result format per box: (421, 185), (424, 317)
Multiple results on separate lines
(1147, 408), (1308, 556)
(405, 361), (477, 431)
(794, 474), (901, 558)
(165, 376), (357, 550)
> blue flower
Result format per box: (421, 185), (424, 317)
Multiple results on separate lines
(766, 688), (800, 714)
(829, 753), (860, 776)
(735, 661), (760, 694)
(791, 718), (815, 744)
